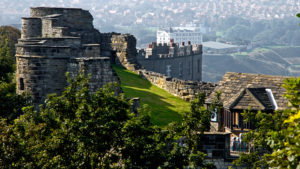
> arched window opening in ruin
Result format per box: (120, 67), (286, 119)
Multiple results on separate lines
(20, 78), (24, 90)
(179, 62), (183, 77)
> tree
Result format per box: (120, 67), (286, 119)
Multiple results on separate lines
(233, 77), (300, 169)
(179, 93), (216, 168)
(265, 78), (300, 168)
(225, 24), (252, 41)
(0, 26), (21, 58)
(0, 36), (30, 121)
(0, 71), (215, 168)
(0, 38), (14, 82)
(0, 72), (167, 168)
(0, 81), (31, 121)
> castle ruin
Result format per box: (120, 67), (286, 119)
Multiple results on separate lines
(16, 7), (125, 105)
(137, 40), (202, 81)
(16, 7), (213, 105)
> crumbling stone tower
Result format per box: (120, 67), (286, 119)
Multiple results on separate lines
(16, 7), (119, 105)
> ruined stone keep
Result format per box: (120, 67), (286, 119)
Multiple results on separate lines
(16, 7), (121, 105)
(137, 41), (202, 81)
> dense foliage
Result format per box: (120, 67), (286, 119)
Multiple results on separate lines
(0, 38), (14, 82)
(0, 71), (215, 168)
(233, 77), (300, 169)
(0, 27), (30, 121)
(0, 26), (20, 61)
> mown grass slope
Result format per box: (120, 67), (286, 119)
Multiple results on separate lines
(113, 65), (190, 127)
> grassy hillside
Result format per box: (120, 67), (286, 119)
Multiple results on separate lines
(113, 65), (190, 127)
(203, 46), (300, 83)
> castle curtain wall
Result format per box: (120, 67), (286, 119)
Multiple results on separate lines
(137, 44), (202, 81)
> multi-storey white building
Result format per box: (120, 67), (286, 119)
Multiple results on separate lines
(157, 25), (203, 45)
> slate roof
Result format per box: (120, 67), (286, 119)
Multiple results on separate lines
(205, 72), (291, 111)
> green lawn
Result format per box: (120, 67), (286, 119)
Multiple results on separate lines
(113, 65), (190, 127)
(216, 31), (225, 37)
(231, 52), (249, 57)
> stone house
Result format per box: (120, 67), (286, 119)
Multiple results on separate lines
(205, 72), (290, 137)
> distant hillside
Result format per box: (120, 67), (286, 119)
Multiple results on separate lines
(0, 26), (21, 57)
(203, 46), (300, 82)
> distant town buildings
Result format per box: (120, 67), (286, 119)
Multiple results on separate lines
(157, 24), (203, 45)
(0, 0), (299, 27)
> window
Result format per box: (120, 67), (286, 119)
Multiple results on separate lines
(179, 62), (183, 77)
(197, 59), (201, 73)
(188, 61), (191, 75)
(166, 65), (171, 77)
(233, 112), (239, 126)
(211, 108), (217, 122)
(20, 78), (24, 90)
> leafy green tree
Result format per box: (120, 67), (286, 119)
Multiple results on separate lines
(182, 93), (210, 150)
(234, 77), (300, 169)
(0, 38), (14, 82)
(0, 26), (20, 59)
(225, 24), (252, 41)
(0, 35), (30, 121)
(0, 72), (215, 168)
(0, 81), (31, 121)
(178, 93), (216, 168)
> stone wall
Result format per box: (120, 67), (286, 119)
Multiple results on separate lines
(21, 17), (42, 39)
(99, 33), (140, 71)
(16, 7), (119, 106)
(30, 7), (94, 30)
(22, 7), (101, 44)
(137, 69), (216, 101)
(137, 42), (203, 81)
(111, 34), (140, 71)
(68, 57), (119, 92)
(16, 54), (69, 105)
(138, 52), (202, 81)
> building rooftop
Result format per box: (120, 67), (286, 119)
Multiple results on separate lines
(206, 72), (291, 111)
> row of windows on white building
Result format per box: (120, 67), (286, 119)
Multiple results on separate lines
(157, 29), (203, 45)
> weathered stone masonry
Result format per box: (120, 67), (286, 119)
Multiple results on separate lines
(16, 7), (119, 105)
(17, 7), (216, 105)
(137, 69), (216, 101)
(100, 32), (140, 71)
(137, 41), (203, 81)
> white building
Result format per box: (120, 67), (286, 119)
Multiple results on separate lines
(157, 25), (203, 45)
